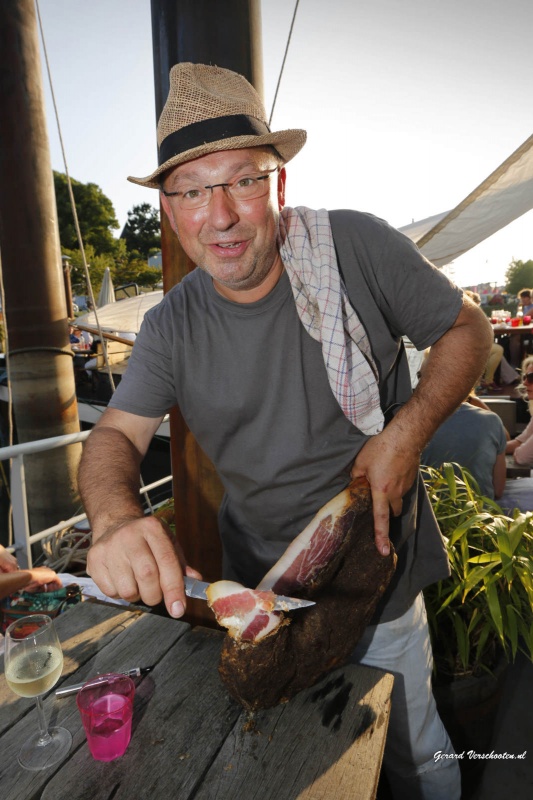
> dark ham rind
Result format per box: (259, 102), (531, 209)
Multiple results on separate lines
(218, 478), (396, 711)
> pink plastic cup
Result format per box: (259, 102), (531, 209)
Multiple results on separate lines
(511, 318), (521, 327)
(77, 673), (134, 761)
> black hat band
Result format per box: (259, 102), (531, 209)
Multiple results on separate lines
(158, 114), (271, 167)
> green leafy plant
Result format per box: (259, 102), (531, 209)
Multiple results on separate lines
(422, 463), (533, 682)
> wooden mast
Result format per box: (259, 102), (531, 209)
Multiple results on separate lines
(0, 0), (81, 540)
(150, 0), (264, 625)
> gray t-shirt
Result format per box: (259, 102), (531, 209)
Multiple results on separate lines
(422, 403), (507, 498)
(110, 209), (464, 621)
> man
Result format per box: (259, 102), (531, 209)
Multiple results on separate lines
(79, 63), (492, 799)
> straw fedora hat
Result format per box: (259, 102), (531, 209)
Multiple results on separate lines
(128, 63), (307, 189)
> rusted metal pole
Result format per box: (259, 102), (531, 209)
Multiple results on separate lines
(0, 0), (81, 536)
(150, 0), (263, 625)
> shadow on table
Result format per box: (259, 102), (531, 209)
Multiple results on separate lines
(193, 664), (391, 800)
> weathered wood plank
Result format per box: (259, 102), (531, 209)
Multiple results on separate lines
(40, 625), (241, 800)
(1, 604), (393, 800)
(195, 665), (393, 800)
(0, 603), (144, 736)
(0, 606), (191, 800)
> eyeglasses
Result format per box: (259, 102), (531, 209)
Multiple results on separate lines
(523, 372), (533, 385)
(162, 168), (278, 210)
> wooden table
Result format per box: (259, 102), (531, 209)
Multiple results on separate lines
(506, 454), (531, 479)
(494, 324), (533, 366)
(0, 602), (393, 800)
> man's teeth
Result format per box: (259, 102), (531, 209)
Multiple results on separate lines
(218, 242), (240, 248)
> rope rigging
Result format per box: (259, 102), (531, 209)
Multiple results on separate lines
(35, 0), (117, 392)
(269, 0), (300, 126)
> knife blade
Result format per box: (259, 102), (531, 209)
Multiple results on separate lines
(184, 577), (315, 611)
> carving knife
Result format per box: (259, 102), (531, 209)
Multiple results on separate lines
(184, 577), (315, 611)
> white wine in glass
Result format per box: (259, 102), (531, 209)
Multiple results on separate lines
(5, 614), (72, 770)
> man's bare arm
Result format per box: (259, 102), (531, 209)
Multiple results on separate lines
(352, 296), (493, 554)
(79, 408), (157, 537)
(79, 408), (200, 617)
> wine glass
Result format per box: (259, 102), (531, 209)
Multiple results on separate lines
(4, 614), (72, 771)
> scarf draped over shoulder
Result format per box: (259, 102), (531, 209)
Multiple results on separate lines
(278, 206), (384, 436)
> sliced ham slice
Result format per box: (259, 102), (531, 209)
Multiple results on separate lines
(216, 478), (397, 711)
(257, 484), (364, 595)
(206, 580), (285, 642)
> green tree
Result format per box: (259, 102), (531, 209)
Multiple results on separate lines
(63, 245), (114, 298)
(113, 239), (161, 289)
(54, 172), (119, 255)
(117, 258), (162, 289)
(121, 203), (161, 258)
(504, 259), (533, 296)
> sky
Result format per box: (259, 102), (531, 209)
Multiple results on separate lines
(35, 0), (533, 289)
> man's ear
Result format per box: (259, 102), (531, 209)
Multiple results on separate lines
(277, 167), (286, 211)
(160, 191), (179, 235)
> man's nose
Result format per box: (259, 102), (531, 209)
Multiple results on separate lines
(205, 185), (239, 228)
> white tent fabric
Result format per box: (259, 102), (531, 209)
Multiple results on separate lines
(399, 133), (533, 267)
(76, 290), (163, 335)
(398, 211), (449, 244)
(97, 267), (116, 307)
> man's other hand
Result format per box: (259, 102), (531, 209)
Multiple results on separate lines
(351, 431), (419, 556)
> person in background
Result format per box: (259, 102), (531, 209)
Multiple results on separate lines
(464, 290), (519, 393)
(506, 355), (533, 466)
(477, 354), (533, 512)
(421, 353), (507, 500)
(464, 291), (503, 392)
(0, 545), (17, 573)
(518, 288), (533, 315)
(0, 544), (62, 601)
(69, 324), (81, 345)
(79, 328), (94, 349)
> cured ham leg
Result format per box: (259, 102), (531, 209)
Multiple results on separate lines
(214, 478), (397, 711)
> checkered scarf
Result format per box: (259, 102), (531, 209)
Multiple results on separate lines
(278, 207), (384, 436)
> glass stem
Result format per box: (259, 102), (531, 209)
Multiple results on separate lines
(35, 695), (52, 745)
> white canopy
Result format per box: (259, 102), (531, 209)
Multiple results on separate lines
(76, 290), (163, 335)
(400, 133), (533, 267)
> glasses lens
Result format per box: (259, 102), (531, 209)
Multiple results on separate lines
(229, 174), (271, 203)
(524, 373), (533, 384)
(179, 188), (209, 210)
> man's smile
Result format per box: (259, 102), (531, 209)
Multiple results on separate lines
(208, 240), (250, 257)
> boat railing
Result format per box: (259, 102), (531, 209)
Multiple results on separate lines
(0, 430), (172, 569)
